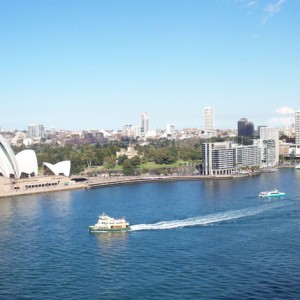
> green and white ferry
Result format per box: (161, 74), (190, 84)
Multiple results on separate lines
(259, 189), (285, 198)
(89, 213), (131, 232)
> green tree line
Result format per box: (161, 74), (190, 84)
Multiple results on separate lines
(13, 138), (203, 176)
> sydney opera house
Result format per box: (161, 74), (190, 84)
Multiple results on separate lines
(0, 134), (73, 196)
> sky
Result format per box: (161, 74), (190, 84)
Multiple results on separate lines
(0, 0), (299, 131)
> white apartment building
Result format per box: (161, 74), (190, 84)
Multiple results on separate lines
(166, 124), (175, 135)
(202, 142), (261, 176)
(236, 145), (261, 168)
(122, 125), (141, 138)
(259, 127), (279, 166)
(132, 125), (141, 137)
(295, 111), (300, 147)
(202, 142), (236, 175)
(28, 124), (45, 140)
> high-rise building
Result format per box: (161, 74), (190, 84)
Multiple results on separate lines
(132, 125), (141, 137)
(201, 142), (261, 176)
(260, 127), (279, 166)
(122, 125), (141, 138)
(295, 111), (300, 147)
(236, 144), (261, 168)
(140, 112), (149, 135)
(166, 124), (175, 135)
(28, 124), (45, 140)
(203, 107), (214, 137)
(237, 118), (254, 137)
(202, 142), (236, 175)
(257, 125), (267, 138)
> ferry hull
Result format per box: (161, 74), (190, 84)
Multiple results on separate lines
(259, 194), (285, 198)
(89, 226), (131, 232)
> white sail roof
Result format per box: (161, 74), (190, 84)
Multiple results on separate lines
(43, 161), (71, 177)
(0, 134), (19, 178)
(0, 134), (71, 179)
(15, 149), (38, 178)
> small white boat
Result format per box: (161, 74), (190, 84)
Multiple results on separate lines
(232, 170), (249, 177)
(259, 189), (285, 198)
(262, 167), (277, 173)
(295, 163), (300, 170)
(89, 213), (131, 232)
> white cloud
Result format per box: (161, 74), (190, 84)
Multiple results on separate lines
(263, 0), (286, 22)
(264, 0), (286, 14)
(246, 1), (258, 7)
(266, 116), (294, 127)
(276, 106), (295, 115)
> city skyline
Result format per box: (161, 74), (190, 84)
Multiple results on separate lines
(1, 1), (299, 130)
(0, 108), (298, 133)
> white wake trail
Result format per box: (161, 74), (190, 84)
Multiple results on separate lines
(130, 202), (285, 231)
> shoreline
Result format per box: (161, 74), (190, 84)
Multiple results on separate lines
(0, 167), (294, 199)
(0, 174), (224, 199)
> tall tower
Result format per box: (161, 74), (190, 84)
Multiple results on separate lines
(28, 124), (45, 140)
(295, 111), (300, 147)
(140, 112), (149, 136)
(260, 127), (279, 166)
(238, 118), (254, 137)
(204, 107), (214, 137)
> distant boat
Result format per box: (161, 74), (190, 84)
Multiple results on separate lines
(250, 169), (261, 176)
(89, 213), (131, 232)
(259, 189), (285, 198)
(232, 170), (249, 177)
(295, 163), (300, 170)
(262, 167), (277, 173)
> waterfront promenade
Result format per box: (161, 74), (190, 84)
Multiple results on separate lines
(0, 174), (221, 199)
(2, 167), (281, 199)
(87, 174), (219, 188)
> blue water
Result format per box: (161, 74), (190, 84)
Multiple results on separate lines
(1, 168), (300, 299)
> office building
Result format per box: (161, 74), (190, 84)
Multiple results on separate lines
(237, 118), (254, 137)
(140, 112), (149, 136)
(203, 107), (215, 138)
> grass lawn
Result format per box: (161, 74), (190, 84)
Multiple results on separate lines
(139, 161), (189, 170)
(83, 160), (197, 174)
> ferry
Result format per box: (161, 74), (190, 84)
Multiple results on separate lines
(259, 189), (285, 198)
(89, 213), (131, 232)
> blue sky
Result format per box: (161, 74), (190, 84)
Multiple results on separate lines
(0, 0), (299, 131)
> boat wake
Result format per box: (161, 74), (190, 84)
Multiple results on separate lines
(130, 202), (286, 231)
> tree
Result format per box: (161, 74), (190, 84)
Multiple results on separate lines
(154, 149), (176, 164)
(122, 159), (136, 176)
(130, 156), (141, 167)
(82, 148), (97, 169)
(69, 151), (84, 174)
(117, 155), (128, 166)
(103, 155), (116, 174)
(180, 148), (201, 161)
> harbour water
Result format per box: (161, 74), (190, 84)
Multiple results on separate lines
(1, 168), (300, 299)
